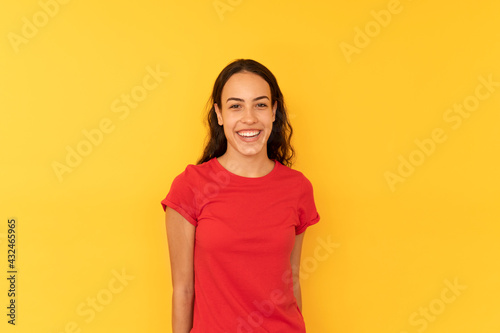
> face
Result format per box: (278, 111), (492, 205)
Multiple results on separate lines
(214, 72), (277, 159)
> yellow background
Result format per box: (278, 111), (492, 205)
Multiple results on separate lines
(1, 0), (499, 332)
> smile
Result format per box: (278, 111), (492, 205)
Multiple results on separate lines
(237, 130), (261, 138)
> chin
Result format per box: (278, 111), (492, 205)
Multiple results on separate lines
(230, 144), (266, 158)
(239, 149), (264, 157)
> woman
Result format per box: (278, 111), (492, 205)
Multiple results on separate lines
(161, 59), (320, 332)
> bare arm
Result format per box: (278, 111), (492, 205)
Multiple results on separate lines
(290, 232), (305, 312)
(165, 206), (196, 333)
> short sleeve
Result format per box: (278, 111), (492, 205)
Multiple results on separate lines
(160, 170), (198, 227)
(295, 176), (320, 235)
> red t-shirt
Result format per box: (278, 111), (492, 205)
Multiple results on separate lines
(161, 157), (320, 332)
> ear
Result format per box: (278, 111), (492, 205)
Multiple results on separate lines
(272, 101), (277, 122)
(214, 103), (223, 126)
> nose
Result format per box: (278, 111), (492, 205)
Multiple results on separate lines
(241, 107), (258, 124)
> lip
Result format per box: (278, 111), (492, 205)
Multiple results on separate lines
(236, 130), (262, 142)
(236, 129), (262, 132)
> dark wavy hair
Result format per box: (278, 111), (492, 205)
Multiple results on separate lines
(196, 59), (295, 167)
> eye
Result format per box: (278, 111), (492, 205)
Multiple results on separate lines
(256, 103), (268, 108)
(229, 104), (241, 109)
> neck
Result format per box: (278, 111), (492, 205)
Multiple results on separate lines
(217, 151), (275, 178)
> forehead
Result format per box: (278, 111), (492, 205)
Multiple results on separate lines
(222, 72), (271, 98)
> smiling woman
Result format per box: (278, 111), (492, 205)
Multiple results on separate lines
(213, 72), (278, 174)
(197, 59), (296, 170)
(160, 59), (320, 333)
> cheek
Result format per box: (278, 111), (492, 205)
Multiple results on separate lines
(222, 121), (235, 138)
(222, 126), (231, 138)
(264, 116), (275, 129)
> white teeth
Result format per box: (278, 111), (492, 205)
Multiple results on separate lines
(238, 131), (260, 137)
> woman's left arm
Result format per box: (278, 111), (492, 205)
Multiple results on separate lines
(290, 232), (305, 312)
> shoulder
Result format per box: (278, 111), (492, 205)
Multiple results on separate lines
(172, 158), (216, 185)
(277, 161), (312, 185)
(276, 162), (316, 199)
(179, 158), (215, 176)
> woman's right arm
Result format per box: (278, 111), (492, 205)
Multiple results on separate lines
(165, 206), (196, 333)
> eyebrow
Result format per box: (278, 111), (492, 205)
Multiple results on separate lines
(226, 96), (270, 103)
